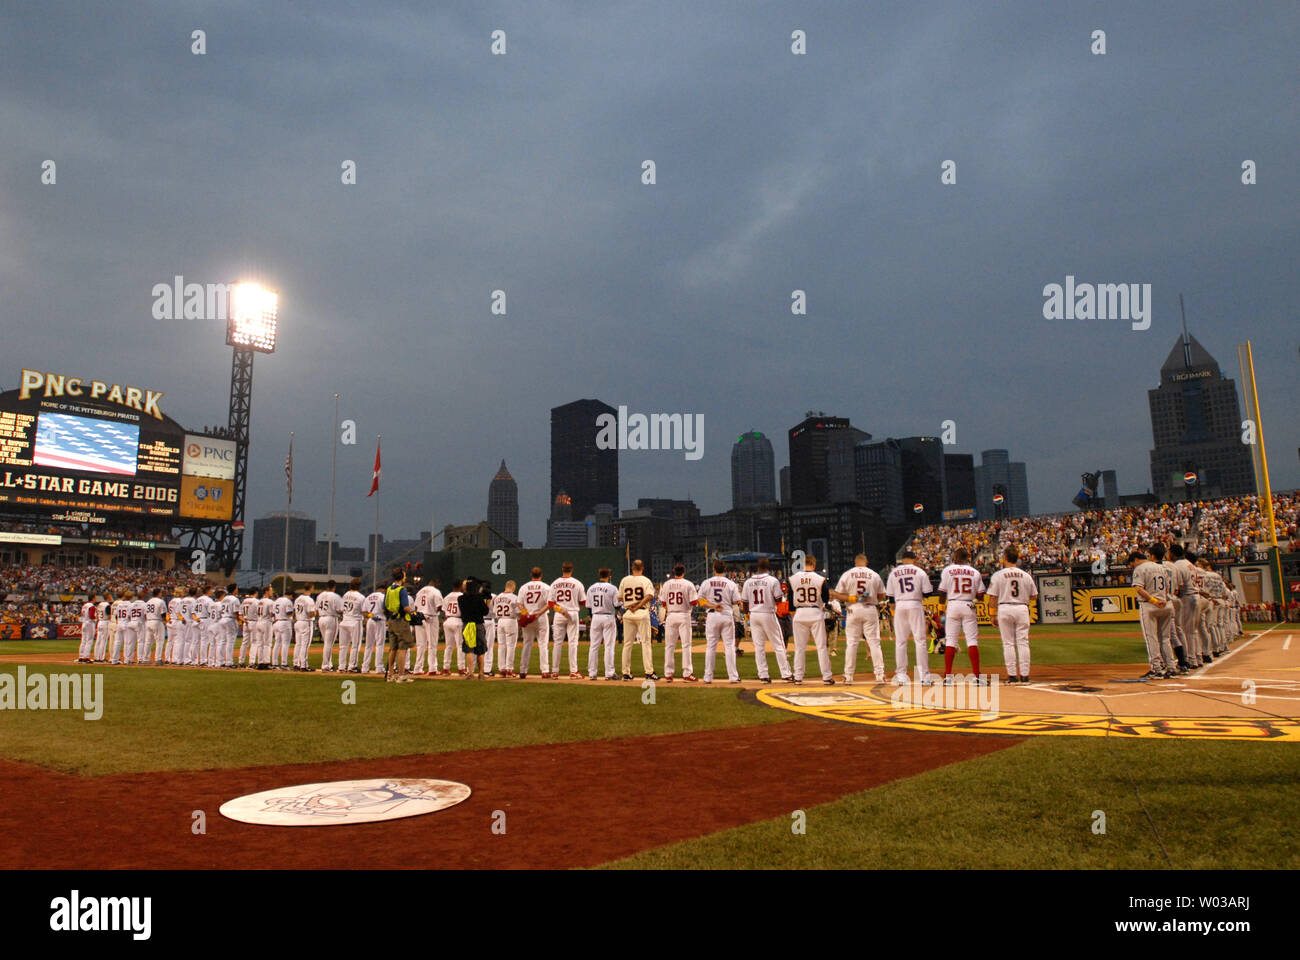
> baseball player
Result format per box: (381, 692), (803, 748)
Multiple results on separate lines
(787, 555), (836, 685)
(885, 549), (934, 685)
(985, 546), (1038, 683)
(441, 583), (466, 675)
(292, 585), (317, 670)
(269, 588), (294, 669)
(834, 553), (887, 684)
(618, 560), (657, 681)
(585, 569), (619, 679)
(549, 562), (587, 679)
(127, 590), (147, 663)
(937, 548), (985, 684)
(360, 585), (386, 673)
(338, 579), (366, 672)
(658, 563), (698, 682)
(1170, 545), (1202, 669)
(219, 587), (240, 667)
(699, 560), (743, 684)
(1203, 561), (1230, 655)
(193, 586), (215, 666)
(515, 569), (551, 679)
(144, 588), (167, 665)
(315, 580), (343, 672)
(77, 594), (98, 662)
(93, 592), (112, 662)
(236, 587), (257, 666)
(108, 590), (131, 664)
(179, 587), (198, 666)
(164, 590), (185, 664)
(1132, 543), (1177, 679)
(492, 583), (521, 677)
(741, 558), (790, 683)
(482, 592), (497, 675)
(412, 579), (443, 675)
(1161, 545), (1190, 671)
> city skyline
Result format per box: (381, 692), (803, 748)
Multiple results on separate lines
(4, 3), (1295, 555)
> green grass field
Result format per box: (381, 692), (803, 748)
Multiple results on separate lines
(2, 623), (1292, 868)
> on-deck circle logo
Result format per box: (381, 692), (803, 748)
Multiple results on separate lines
(219, 777), (471, 826)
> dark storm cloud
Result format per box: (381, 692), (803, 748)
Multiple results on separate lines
(2, 1), (1296, 552)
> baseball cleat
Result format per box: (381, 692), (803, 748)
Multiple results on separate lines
(760, 676), (772, 683)
(683, 675), (698, 682)
(823, 678), (836, 685)
(622, 674), (632, 681)
(893, 674), (908, 686)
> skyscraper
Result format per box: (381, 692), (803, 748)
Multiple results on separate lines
(974, 449), (1030, 518)
(551, 399), (619, 522)
(731, 431), (776, 509)
(487, 460), (519, 548)
(788, 413), (870, 506)
(943, 453), (977, 518)
(897, 437), (947, 527)
(251, 511), (316, 572)
(854, 439), (905, 526)
(1148, 333), (1254, 502)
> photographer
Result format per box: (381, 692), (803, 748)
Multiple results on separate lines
(458, 576), (492, 680)
(383, 568), (417, 683)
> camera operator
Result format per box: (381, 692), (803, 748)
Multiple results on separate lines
(458, 576), (493, 680)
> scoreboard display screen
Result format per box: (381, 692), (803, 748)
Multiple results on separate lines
(0, 372), (193, 518)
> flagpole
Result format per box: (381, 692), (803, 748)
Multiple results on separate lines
(327, 394), (339, 577)
(372, 434), (381, 589)
(282, 432), (293, 591)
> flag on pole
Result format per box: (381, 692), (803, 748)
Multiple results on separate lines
(285, 434), (294, 505)
(368, 439), (381, 497)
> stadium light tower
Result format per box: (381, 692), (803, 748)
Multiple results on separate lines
(221, 283), (278, 574)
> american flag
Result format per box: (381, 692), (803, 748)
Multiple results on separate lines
(285, 433), (294, 504)
(33, 412), (138, 476)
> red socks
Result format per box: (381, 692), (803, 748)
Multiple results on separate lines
(943, 645), (957, 675)
(969, 646), (981, 677)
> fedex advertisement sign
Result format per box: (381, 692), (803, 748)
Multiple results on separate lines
(182, 434), (237, 480)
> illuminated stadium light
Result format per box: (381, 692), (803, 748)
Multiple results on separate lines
(226, 283), (279, 353)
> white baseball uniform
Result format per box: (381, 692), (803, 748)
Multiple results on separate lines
(143, 596), (167, 663)
(937, 563), (984, 651)
(987, 565), (1037, 679)
(360, 591), (385, 673)
(885, 563), (933, 682)
(412, 584), (443, 674)
(237, 595), (258, 664)
(585, 581), (619, 678)
(699, 575), (742, 683)
(549, 576), (587, 677)
(658, 577), (697, 679)
(1133, 560), (1175, 673)
(742, 573), (789, 681)
(271, 595), (294, 667)
(315, 589), (342, 670)
(94, 599), (111, 661)
(78, 600), (96, 661)
(165, 596), (185, 663)
(441, 590), (465, 673)
(492, 592), (520, 674)
(293, 593), (317, 668)
(339, 590), (366, 671)
(788, 570), (832, 682)
(515, 581), (551, 677)
(834, 565), (886, 682)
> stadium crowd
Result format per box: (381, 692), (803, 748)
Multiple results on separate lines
(908, 493), (1295, 572)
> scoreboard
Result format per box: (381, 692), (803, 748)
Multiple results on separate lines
(0, 369), (234, 523)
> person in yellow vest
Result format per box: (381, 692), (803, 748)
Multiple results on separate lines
(383, 568), (416, 683)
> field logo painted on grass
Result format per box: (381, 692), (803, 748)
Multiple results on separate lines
(50, 890), (150, 940)
(757, 688), (1300, 742)
(889, 674), (999, 719)
(219, 777), (471, 826)
(0, 666), (102, 719)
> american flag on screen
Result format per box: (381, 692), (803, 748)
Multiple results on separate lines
(33, 412), (139, 476)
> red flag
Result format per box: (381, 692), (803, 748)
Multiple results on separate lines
(368, 439), (381, 497)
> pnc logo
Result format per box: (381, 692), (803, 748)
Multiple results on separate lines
(186, 443), (201, 458)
